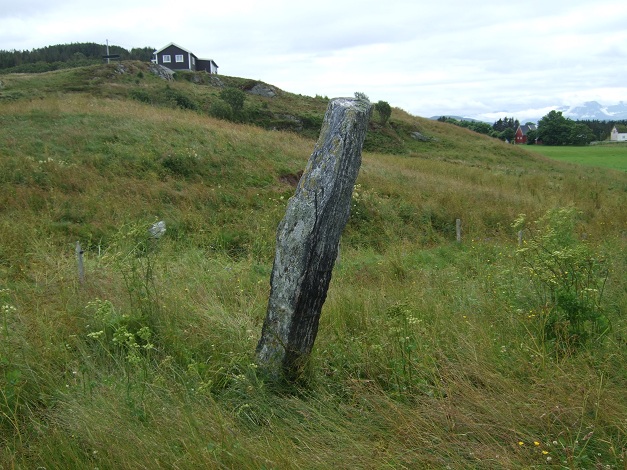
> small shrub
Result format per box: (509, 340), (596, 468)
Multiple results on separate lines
(104, 220), (165, 321)
(513, 208), (609, 356)
(301, 113), (323, 130)
(129, 89), (152, 104)
(208, 100), (233, 121)
(162, 86), (198, 110)
(374, 100), (392, 125)
(85, 299), (155, 367)
(219, 87), (246, 115)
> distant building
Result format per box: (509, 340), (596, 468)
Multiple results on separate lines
(152, 43), (218, 74)
(610, 125), (627, 142)
(514, 124), (537, 144)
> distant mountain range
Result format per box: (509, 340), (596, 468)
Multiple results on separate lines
(433, 101), (627, 124)
(429, 115), (485, 123)
(558, 101), (627, 121)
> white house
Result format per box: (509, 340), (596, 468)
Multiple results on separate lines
(610, 126), (627, 142)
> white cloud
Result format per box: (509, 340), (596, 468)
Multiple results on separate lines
(2, 0), (627, 120)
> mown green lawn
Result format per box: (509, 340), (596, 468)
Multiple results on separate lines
(529, 143), (627, 171)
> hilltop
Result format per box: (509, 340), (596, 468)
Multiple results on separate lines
(0, 60), (454, 153)
(1, 62), (626, 469)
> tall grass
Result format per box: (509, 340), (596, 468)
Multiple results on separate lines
(1, 85), (626, 468)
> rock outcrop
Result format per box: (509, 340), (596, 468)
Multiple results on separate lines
(148, 64), (174, 81)
(248, 83), (278, 98)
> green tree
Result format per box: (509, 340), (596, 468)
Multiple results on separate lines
(70, 52), (87, 63)
(525, 128), (538, 144)
(466, 121), (493, 135)
(500, 128), (515, 142)
(492, 117), (519, 133)
(374, 100), (392, 125)
(440, 117), (495, 136)
(0, 42), (155, 72)
(570, 122), (595, 146)
(537, 110), (595, 145)
(537, 110), (572, 145)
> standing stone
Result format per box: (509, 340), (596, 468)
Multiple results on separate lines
(256, 96), (372, 381)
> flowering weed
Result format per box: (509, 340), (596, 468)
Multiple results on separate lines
(513, 208), (610, 356)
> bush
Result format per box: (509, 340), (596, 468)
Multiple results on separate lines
(513, 208), (610, 356)
(161, 86), (198, 110)
(208, 100), (233, 121)
(219, 87), (246, 115)
(374, 100), (392, 125)
(129, 89), (152, 104)
(300, 113), (323, 131)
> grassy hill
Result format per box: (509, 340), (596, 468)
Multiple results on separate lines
(1, 62), (626, 469)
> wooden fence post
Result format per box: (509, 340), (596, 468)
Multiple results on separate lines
(456, 218), (462, 243)
(76, 241), (84, 284)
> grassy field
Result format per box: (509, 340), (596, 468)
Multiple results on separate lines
(1, 64), (626, 469)
(529, 143), (627, 172)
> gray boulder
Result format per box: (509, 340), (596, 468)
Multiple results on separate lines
(249, 83), (278, 98)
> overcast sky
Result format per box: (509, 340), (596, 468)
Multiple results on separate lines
(2, 0), (627, 121)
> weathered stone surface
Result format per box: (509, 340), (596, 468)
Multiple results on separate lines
(411, 131), (435, 142)
(256, 97), (372, 381)
(249, 83), (278, 97)
(208, 76), (224, 88)
(149, 64), (174, 81)
(114, 63), (129, 75)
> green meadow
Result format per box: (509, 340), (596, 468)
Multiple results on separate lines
(530, 143), (627, 172)
(1, 63), (626, 469)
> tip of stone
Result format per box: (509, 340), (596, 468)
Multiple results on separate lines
(331, 96), (372, 113)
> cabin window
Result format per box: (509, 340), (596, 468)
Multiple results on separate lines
(162, 55), (171, 63)
(175, 55), (184, 63)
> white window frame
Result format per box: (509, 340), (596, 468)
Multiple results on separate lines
(162, 54), (171, 63)
(175, 54), (184, 63)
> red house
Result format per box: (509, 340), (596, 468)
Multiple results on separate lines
(514, 124), (537, 144)
(152, 43), (218, 74)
